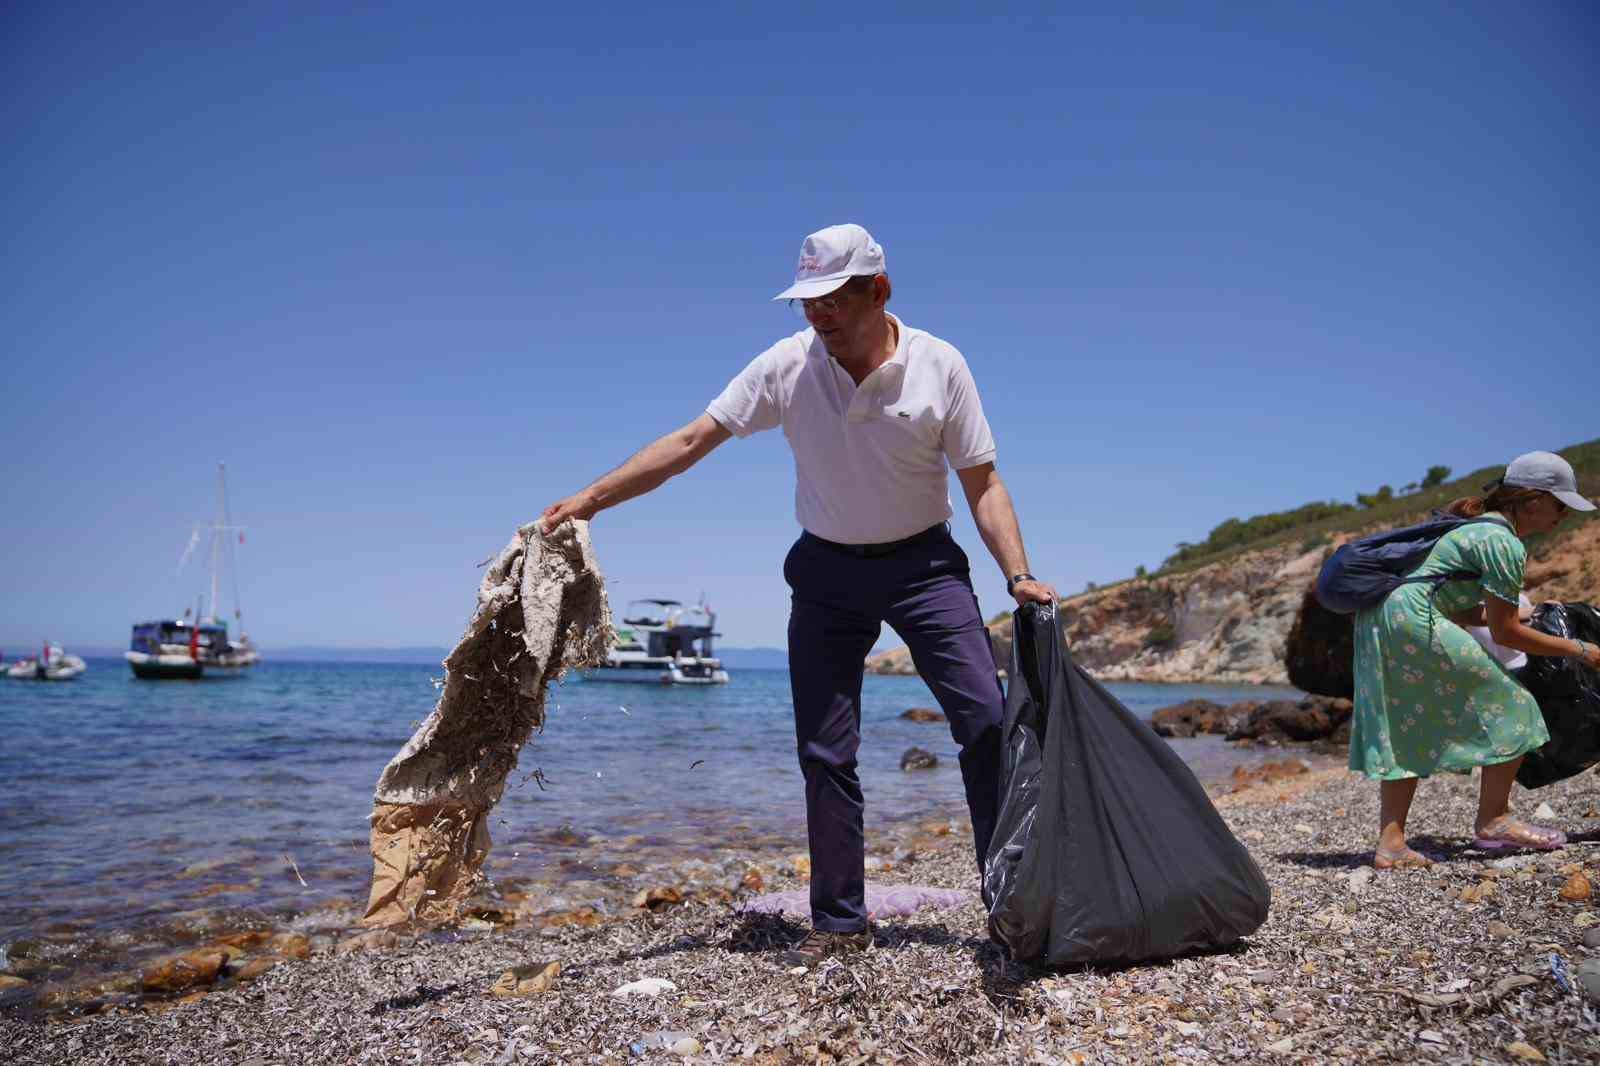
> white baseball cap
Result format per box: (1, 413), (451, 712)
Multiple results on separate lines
(772, 223), (886, 301)
(1502, 451), (1595, 511)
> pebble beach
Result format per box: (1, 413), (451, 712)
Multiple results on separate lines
(6, 759), (1598, 1065)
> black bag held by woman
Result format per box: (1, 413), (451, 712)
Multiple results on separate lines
(1515, 602), (1600, 789)
(983, 603), (1270, 964)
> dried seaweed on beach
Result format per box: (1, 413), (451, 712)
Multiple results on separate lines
(362, 519), (611, 926)
(12, 754), (1600, 1063)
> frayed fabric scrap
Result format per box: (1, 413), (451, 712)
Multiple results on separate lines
(363, 520), (612, 927)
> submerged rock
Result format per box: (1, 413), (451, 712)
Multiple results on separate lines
(900, 707), (946, 723)
(1150, 699), (1249, 738)
(631, 886), (685, 911)
(141, 950), (226, 994)
(267, 932), (311, 959)
(900, 747), (938, 771)
(231, 957), (282, 983)
(5, 939), (47, 961)
(215, 930), (272, 950)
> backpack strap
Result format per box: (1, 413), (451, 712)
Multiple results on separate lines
(1424, 514), (1513, 532)
(1390, 515), (1509, 595)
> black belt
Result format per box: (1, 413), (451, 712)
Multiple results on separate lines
(804, 523), (948, 558)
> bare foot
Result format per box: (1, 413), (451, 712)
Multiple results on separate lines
(1373, 845), (1435, 870)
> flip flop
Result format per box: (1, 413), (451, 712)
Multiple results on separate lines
(1374, 846), (1440, 870)
(1472, 822), (1567, 851)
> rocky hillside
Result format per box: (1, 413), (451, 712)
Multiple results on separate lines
(868, 443), (1600, 685)
(867, 536), (1326, 684)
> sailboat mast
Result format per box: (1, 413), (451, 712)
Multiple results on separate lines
(209, 463), (224, 624)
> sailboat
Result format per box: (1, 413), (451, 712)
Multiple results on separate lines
(124, 463), (261, 680)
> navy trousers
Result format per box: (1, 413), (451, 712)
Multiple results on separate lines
(783, 525), (1005, 932)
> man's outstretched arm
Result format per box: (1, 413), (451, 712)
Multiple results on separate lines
(542, 413), (732, 528)
(956, 462), (1057, 605)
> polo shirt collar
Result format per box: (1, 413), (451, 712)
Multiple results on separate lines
(810, 313), (910, 380)
(879, 313), (909, 380)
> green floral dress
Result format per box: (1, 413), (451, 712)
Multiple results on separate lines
(1349, 514), (1550, 780)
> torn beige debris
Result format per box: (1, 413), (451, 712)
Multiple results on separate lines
(363, 520), (611, 927)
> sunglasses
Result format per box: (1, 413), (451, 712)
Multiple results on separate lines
(796, 275), (879, 315)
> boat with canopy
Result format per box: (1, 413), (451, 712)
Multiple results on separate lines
(125, 463), (260, 680)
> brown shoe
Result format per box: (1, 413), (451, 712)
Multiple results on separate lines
(779, 927), (874, 968)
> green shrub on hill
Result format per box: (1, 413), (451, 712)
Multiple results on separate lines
(1157, 439), (1599, 576)
(1163, 500), (1356, 568)
(1355, 485), (1394, 509)
(1299, 532), (1332, 553)
(1143, 623), (1176, 649)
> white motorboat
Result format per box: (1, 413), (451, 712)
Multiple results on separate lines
(125, 463), (261, 680)
(5, 643), (87, 681)
(581, 599), (730, 685)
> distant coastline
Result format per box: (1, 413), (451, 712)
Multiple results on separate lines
(274, 644), (792, 668)
(33, 644), (792, 668)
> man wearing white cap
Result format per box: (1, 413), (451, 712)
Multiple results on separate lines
(543, 223), (1055, 965)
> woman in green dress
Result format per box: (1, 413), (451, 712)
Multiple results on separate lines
(1349, 451), (1600, 869)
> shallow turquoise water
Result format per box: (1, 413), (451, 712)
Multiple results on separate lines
(0, 658), (1298, 946)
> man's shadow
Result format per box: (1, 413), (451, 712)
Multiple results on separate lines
(715, 909), (1250, 1016)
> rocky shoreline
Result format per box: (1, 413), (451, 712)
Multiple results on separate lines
(0, 701), (1280, 1030)
(6, 760), (1599, 1064)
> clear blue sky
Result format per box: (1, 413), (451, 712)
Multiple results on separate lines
(3, 2), (1596, 653)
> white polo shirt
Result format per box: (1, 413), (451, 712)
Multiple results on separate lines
(706, 314), (997, 545)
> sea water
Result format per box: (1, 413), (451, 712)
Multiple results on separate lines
(0, 659), (1300, 949)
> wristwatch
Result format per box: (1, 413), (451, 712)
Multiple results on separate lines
(1006, 572), (1036, 596)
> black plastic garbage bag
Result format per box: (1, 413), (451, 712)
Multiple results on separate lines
(1514, 602), (1600, 790)
(983, 603), (1270, 965)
